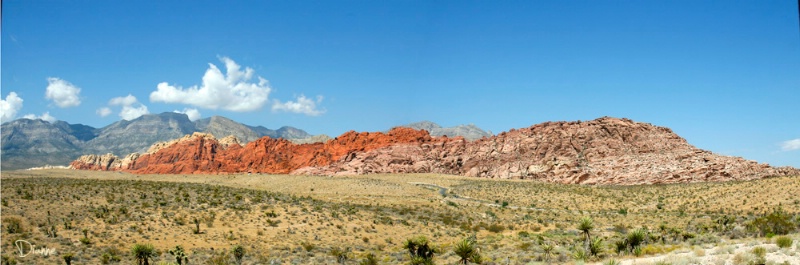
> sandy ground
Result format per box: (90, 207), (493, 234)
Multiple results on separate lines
(590, 238), (800, 265)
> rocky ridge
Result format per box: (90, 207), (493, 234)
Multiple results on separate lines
(70, 117), (799, 185)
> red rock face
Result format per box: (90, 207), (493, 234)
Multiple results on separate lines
(71, 127), (450, 175)
(70, 117), (800, 185)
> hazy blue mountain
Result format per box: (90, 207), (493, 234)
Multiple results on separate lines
(1, 112), (316, 170)
(402, 121), (492, 141)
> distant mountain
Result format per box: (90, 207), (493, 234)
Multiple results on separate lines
(1, 119), (87, 170)
(84, 112), (196, 156)
(195, 116), (262, 143)
(401, 121), (492, 140)
(0, 112), (319, 170)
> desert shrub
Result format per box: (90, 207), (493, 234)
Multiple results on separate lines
(1, 254), (17, 265)
(632, 246), (643, 257)
(517, 242), (533, 251)
(748, 207), (796, 236)
(330, 246), (350, 265)
(572, 247), (588, 261)
(101, 247), (123, 264)
(301, 241), (315, 252)
(3, 217), (23, 234)
(62, 253), (74, 265)
(232, 245), (245, 265)
(206, 250), (230, 265)
(603, 259), (621, 265)
(751, 246), (766, 264)
(775, 236), (793, 248)
(487, 223), (504, 233)
(359, 253), (378, 265)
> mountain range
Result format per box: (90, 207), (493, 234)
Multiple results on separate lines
(1, 113), (316, 170)
(70, 117), (798, 185)
(1, 113), (492, 170)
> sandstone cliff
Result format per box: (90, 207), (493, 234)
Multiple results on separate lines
(71, 117), (799, 185)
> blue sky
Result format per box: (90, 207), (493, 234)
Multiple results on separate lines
(2, 1), (798, 167)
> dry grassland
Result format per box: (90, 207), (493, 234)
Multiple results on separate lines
(1, 169), (798, 264)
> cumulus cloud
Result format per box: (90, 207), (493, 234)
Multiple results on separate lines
(781, 139), (800, 151)
(174, 108), (201, 121)
(22, 112), (57, 123)
(272, 95), (325, 116)
(150, 57), (271, 112)
(96, 107), (112, 117)
(1, 92), (24, 122)
(109, 94), (149, 120)
(45, 77), (81, 108)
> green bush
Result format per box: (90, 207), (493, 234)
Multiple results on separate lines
(775, 236), (793, 248)
(748, 207), (796, 236)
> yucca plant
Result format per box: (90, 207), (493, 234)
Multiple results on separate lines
(453, 236), (482, 264)
(588, 237), (604, 257)
(577, 217), (594, 247)
(404, 236), (436, 265)
(131, 243), (156, 265)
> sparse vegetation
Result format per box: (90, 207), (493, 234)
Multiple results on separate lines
(1, 170), (799, 264)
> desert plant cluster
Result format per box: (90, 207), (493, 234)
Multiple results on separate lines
(1, 169), (798, 264)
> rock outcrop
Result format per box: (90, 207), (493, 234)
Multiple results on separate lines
(71, 117), (800, 185)
(72, 127), (447, 175)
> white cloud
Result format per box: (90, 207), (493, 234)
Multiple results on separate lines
(109, 94), (149, 120)
(150, 57), (271, 112)
(174, 108), (201, 121)
(96, 107), (112, 117)
(45, 77), (81, 108)
(1, 92), (24, 122)
(272, 95), (325, 116)
(22, 112), (57, 123)
(781, 139), (800, 151)
(109, 94), (138, 106)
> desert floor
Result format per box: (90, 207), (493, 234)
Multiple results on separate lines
(1, 169), (798, 264)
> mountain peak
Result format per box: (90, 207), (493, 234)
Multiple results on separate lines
(400, 121), (491, 141)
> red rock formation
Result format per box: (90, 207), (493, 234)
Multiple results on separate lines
(71, 127), (451, 174)
(71, 117), (800, 185)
